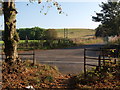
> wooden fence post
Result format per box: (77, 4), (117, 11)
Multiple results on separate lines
(101, 49), (105, 66)
(33, 50), (36, 65)
(84, 48), (86, 77)
(2, 44), (3, 61)
(98, 55), (101, 71)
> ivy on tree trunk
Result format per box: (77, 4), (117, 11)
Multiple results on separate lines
(3, 0), (20, 63)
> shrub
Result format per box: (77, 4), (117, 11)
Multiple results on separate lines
(18, 39), (76, 50)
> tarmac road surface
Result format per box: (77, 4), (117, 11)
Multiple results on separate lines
(35, 44), (105, 74)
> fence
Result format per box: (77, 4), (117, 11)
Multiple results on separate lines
(1, 47), (36, 64)
(84, 47), (119, 76)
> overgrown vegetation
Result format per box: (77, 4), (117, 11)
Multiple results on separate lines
(18, 39), (76, 50)
(70, 61), (120, 89)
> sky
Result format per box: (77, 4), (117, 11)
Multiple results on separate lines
(0, 1), (108, 30)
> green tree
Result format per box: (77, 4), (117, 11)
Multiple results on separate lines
(44, 29), (57, 40)
(17, 28), (28, 40)
(17, 27), (45, 40)
(92, 1), (120, 37)
(34, 27), (45, 40)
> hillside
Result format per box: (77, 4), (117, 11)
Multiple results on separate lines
(54, 28), (103, 44)
(54, 28), (95, 39)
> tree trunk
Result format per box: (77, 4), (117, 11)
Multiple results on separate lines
(3, 0), (20, 63)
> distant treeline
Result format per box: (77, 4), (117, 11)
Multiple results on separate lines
(17, 27), (57, 40)
(0, 27), (58, 40)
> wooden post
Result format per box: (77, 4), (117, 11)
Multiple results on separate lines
(1, 44), (3, 61)
(102, 49), (105, 66)
(114, 58), (116, 64)
(84, 48), (86, 77)
(25, 35), (28, 48)
(64, 28), (68, 39)
(33, 50), (36, 65)
(98, 55), (101, 71)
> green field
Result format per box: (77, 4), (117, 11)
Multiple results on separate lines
(54, 28), (103, 44)
(55, 28), (95, 39)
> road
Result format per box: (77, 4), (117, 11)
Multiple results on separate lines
(35, 44), (105, 75)
(1, 44), (105, 75)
